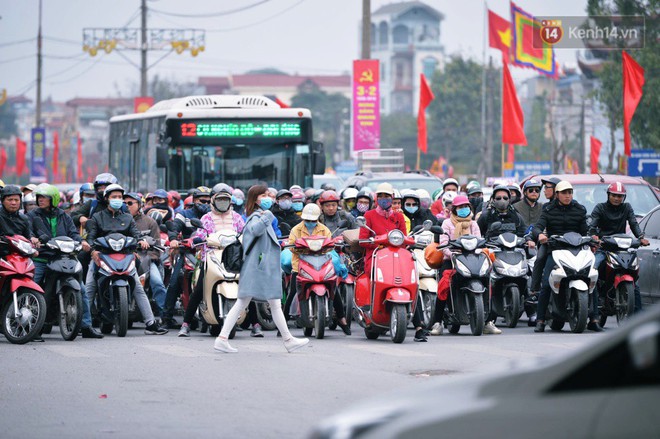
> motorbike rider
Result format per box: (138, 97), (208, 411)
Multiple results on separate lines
(78, 183), (96, 206)
(144, 189), (174, 223)
(272, 189), (302, 236)
(160, 186), (212, 329)
(541, 177), (561, 203)
(285, 203), (351, 335)
(353, 188), (373, 218)
(417, 189), (433, 211)
(508, 184), (522, 205)
(532, 181), (597, 333)
(477, 185), (528, 241)
(124, 192), (168, 318)
(0, 185), (38, 252)
(22, 192), (38, 214)
(28, 184), (103, 339)
(318, 190), (356, 233)
(588, 182), (649, 313)
(513, 179), (543, 228)
(359, 183), (427, 342)
(466, 181), (485, 214)
(177, 184), (245, 337)
(401, 189), (437, 233)
(71, 173), (120, 231)
(442, 178), (459, 194)
(341, 187), (359, 214)
(83, 184), (168, 335)
(430, 195), (481, 336)
(291, 190), (305, 217)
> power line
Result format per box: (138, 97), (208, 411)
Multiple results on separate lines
(0, 37), (36, 48)
(150, 0), (272, 18)
(43, 36), (80, 45)
(206, 0), (307, 33)
(48, 57), (103, 85)
(0, 54), (35, 64)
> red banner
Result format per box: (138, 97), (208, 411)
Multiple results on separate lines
(0, 147), (6, 176)
(134, 97), (154, 113)
(16, 137), (27, 175)
(488, 10), (511, 58)
(417, 74), (435, 154)
(352, 59), (380, 152)
(501, 55), (527, 145)
(622, 51), (645, 157)
(590, 136), (602, 174)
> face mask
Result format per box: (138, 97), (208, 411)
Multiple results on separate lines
(109, 199), (124, 210)
(493, 200), (509, 211)
(456, 207), (471, 218)
(214, 198), (231, 212)
(292, 201), (303, 212)
(357, 203), (369, 213)
(194, 203), (211, 215)
(469, 197), (482, 210)
(377, 198), (392, 210)
(345, 200), (356, 210)
(404, 205), (418, 214)
(279, 199), (292, 211)
(304, 220), (317, 229)
(259, 198), (273, 210)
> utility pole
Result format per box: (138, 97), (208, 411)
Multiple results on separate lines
(35, 0), (42, 127)
(361, 0), (371, 59)
(140, 0), (147, 96)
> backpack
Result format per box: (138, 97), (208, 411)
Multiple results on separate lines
(221, 217), (257, 274)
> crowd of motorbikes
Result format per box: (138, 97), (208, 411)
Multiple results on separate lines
(0, 213), (643, 345)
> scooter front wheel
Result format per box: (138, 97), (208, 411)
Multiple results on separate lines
(314, 295), (326, 339)
(2, 289), (47, 344)
(504, 286), (520, 328)
(59, 287), (83, 341)
(115, 287), (129, 337)
(390, 304), (407, 343)
(467, 293), (484, 336)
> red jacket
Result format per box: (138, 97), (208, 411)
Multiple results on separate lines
(359, 208), (407, 274)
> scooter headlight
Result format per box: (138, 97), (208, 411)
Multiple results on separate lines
(11, 239), (36, 256)
(461, 237), (478, 251)
(108, 238), (125, 252)
(414, 234), (432, 246)
(455, 260), (471, 277)
(479, 258), (491, 276)
(613, 237), (632, 249)
(307, 239), (324, 252)
(54, 239), (76, 253)
(387, 230), (405, 246)
(298, 269), (313, 280)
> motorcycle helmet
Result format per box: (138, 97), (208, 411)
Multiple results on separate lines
(431, 188), (443, 202)
(152, 189), (169, 201)
(211, 183), (233, 197)
(301, 203), (321, 221)
(442, 178), (459, 191)
(93, 173), (118, 190)
(319, 190), (340, 204)
(416, 189), (432, 209)
(522, 179), (542, 191)
(192, 186), (211, 199)
(148, 210), (164, 225)
(393, 189), (402, 200)
(442, 190), (457, 206)
(1, 184), (22, 200)
(168, 190), (181, 209)
(276, 189), (293, 200)
(104, 183), (125, 198)
(124, 192), (142, 205)
(34, 183), (61, 208)
(466, 182), (483, 195)
(492, 184), (511, 197)
(400, 189), (420, 202)
(341, 187), (359, 200)
(607, 182), (626, 196)
(184, 196), (194, 209)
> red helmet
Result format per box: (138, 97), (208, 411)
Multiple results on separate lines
(607, 182), (626, 195)
(168, 190), (181, 209)
(184, 196), (193, 208)
(319, 190), (340, 204)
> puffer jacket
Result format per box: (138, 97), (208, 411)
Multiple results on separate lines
(28, 207), (80, 259)
(477, 205), (527, 240)
(85, 208), (141, 246)
(513, 199), (543, 229)
(532, 199), (588, 240)
(0, 206), (33, 239)
(588, 201), (643, 238)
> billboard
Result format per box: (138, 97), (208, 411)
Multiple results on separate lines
(352, 59), (380, 152)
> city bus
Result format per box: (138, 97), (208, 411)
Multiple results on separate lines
(108, 95), (325, 192)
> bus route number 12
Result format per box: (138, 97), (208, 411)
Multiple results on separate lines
(181, 123), (197, 137)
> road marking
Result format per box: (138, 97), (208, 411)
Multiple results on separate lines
(43, 345), (109, 358)
(143, 344), (216, 358)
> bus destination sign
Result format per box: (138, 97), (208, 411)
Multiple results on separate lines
(180, 121), (302, 139)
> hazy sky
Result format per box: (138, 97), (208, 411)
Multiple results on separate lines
(0, 0), (589, 102)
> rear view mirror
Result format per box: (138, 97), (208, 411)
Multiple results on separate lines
(422, 220), (433, 231)
(156, 146), (169, 168)
(430, 225), (444, 235)
(628, 321), (660, 371)
(312, 141), (326, 175)
(355, 216), (366, 227)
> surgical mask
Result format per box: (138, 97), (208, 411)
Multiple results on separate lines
(493, 199), (509, 211)
(377, 198), (392, 210)
(456, 207), (471, 218)
(345, 200), (356, 210)
(279, 199), (292, 211)
(109, 199), (124, 210)
(357, 203), (369, 213)
(214, 198), (231, 212)
(304, 220), (317, 231)
(469, 197), (483, 210)
(259, 198), (273, 210)
(404, 205), (418, 214)
(292, 201), (303, 212)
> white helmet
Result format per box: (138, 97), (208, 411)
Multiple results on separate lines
(375, 183), (395, 196)
(442, 178), (459, 190)
(342, 187), (359, 200)
(103, 183), (125, 198)
(442, 191), (458, 205)
(301, 203), (321, 221)
(393, 189), (401, 200)
(416, 189), (431, 202)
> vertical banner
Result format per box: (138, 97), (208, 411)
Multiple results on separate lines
(352, 59), (380, 152)
(30, 127), (47, 182)
(134, 97), (154, 113)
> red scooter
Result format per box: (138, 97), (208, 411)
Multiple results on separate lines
(289, 235), (340, 339)
(0, 235), (46, 344)
(353, 218), (432, 343)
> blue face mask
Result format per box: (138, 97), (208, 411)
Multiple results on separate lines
(377, 198), (392, 210)
(404, 205), (418, 214)
(456, 207), (471, 218)
(304, 220), (317, 232)
(109, 199), (124, 210)
(292, 201), (303, 212)
(259, 198), (273, 210)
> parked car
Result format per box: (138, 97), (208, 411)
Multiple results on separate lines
(342, 170), (442, 194)
(522, 174), (660, 217)
(311, 304), (660, 439)
(638, 205), (660, 308)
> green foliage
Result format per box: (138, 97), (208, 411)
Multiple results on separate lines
(149, 74), (199, 102)
(519, 95), (552, 162)
(379, 113), (418, 168)
(0, 103), (18, 139)
(290, 80), (350, 166)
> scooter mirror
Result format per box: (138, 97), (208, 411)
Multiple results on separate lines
(189, 218), (203, 229)
(430, 225), (444, 235)
(337, 220), (348, 229)
(422, 219), (433, 231)
(411, 225), (423, 234)
(356, 216), (366, 227)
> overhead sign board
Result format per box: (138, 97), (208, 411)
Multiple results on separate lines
(628, 149), (660, 177)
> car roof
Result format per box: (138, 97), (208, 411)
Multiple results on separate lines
(348, 171), (441, 181)
(528, 174), (651, 185)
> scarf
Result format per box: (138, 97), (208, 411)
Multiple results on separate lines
(375, 205), (391, 219)
(211, 209), (234, 233)
(450, 212), (473, 239)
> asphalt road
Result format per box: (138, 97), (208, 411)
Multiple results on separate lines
(0, 318), (612, 439)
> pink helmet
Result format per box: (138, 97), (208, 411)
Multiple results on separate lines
(453, 195), (470, 207)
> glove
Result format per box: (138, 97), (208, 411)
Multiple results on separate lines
(192, 237), (204, 245)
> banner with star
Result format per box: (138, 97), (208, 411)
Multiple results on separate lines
(488, 9), (512, 61)
(510, 2), (556, 77)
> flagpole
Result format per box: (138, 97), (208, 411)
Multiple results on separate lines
(416, 148), (421, 170)
(480, 1), (487, 182)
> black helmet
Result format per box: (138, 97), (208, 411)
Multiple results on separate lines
(192, 186), (211, 199)
(492, 184), (511, 197)
(148, 210), (164, 225)
(93, 173), (118, 189)
(541, 177), (561, 187)
(356, 188), (373, 202)
(1, 184), (22, 200)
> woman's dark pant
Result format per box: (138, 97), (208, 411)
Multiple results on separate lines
(183, 269), (204, 324)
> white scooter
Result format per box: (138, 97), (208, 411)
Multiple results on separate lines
(412, 229), (438, 329)
(545, 233), (598, 333)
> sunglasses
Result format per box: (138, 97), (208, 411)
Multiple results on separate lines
(197, 199), (211, 204)
(526, 188), (541, 193)
(404, 203), (418, 207)
(124, 201), (138, 206)
(494, 196), (509, 201)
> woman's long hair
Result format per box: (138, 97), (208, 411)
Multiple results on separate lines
(245, 184), (268, 217)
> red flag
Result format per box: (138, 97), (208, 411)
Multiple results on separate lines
(501, 55), (527, 145)
(622, 51), (644, 157)
(52, 131), (59, 179)
(76, 132), (83, 181)
(16, 137), (27, 175)
(274, 97), (290, 108)
(488, 10), (511, 58)
(417, 73), (435, 154)
(590, 136), (602, 174)
(0, 147), (6, 176)
(507, 144), (515, 162)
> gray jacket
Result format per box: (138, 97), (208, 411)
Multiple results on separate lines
(513, 199), (542, 229)
(238, 209), (282, 301)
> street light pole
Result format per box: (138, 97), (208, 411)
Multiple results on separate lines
(361, 0), (371, 59)
(35, 0), (42, 127)
(140, 0), (147, 96)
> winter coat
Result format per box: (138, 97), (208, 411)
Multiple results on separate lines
(359, 208), (407, 274)
(477, 205), (527, 240)
(403, 207), (438, 231)
(85, 208), (141, 246)
(133, 213), (162, 261)
(588, 201), (643, 238)
(167, 204), (211, 240)
(513, 199), (543, 229)
(441, 217), (481, 259)
(532, 199), (588, 241)
(272, 203), (301, 236)
(319, 209), (357, 235)
(288, 221), (332, 273)
(238, 209), (282, 301)
(28, 207), (80, 259)
(0, 206), (33, 239)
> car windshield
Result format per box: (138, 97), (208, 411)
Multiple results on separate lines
(574, 183), (659, 217)
(367, 179), (442, 194)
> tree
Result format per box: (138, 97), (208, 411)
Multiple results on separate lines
(379, 113), (417, 168)
(0, 102), (17, 139)
(587, 0), (660, 169)
(290, 80), (350, 167)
